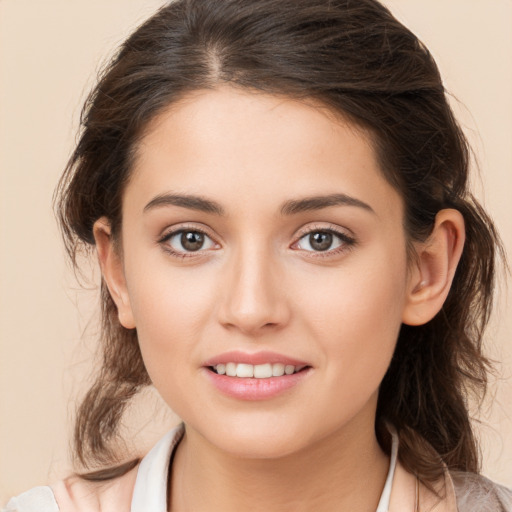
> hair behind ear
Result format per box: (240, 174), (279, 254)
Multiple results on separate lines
(377, 194), (502, 481)
(73, 284), (151, 475)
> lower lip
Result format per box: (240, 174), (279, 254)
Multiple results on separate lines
(203, 368), (311, 400)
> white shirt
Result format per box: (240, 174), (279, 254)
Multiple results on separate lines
(3, 423), (399, 512)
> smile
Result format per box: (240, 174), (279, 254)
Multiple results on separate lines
(211, 363), (306, 378)
(203, 352), (312, 400)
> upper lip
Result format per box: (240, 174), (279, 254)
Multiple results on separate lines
(203, 350), (310, 367)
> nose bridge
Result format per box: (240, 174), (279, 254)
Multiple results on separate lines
(219, 236), (288, 334)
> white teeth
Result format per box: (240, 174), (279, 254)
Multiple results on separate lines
(285, 365), (295, 375)
(236, 363), (254, 378)
(272, 363), (285, 377)
(254, 363), (272, 378)
(213, 362), (304, 378)
(225, 362), (237, 377)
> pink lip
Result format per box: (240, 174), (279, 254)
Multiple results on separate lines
(202, 351), (312, 401)
(203, 367), (311, 401)
(203, 350), (309, 367)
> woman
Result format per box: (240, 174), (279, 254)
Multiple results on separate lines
(3, 0), (511, 510)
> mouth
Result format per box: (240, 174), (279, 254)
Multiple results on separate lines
(202, 353), (312, 400)
(208, 362), (309, 378)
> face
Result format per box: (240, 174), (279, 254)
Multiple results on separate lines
(109, 86), (414, 458)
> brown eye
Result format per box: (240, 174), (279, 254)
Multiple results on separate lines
(181, 231), (205, 251)
(162, 229), (217, 255)
(308, 232), (333, 251)
(294, 228), (355, 255)
(297, 231), (340, 252)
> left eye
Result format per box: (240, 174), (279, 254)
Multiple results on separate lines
(164, 230), (217, 253)
(295, 230), (348, 252)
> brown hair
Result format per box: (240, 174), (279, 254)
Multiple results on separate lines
(55, 0), (503, 483)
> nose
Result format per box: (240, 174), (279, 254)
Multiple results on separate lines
(217, 243), (291, 336)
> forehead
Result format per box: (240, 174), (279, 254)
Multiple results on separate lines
(127, 86), (402, 220)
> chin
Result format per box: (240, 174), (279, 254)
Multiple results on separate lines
(189, 412), (330, 460)
(216, 431), (308, 460)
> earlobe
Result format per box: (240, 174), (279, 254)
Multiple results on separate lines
(93, 217), (136, 329)
(402, 209), (465, 326)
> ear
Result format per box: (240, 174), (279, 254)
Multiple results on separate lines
(93, 217), (136, 329)
(402, 209), (465, 326)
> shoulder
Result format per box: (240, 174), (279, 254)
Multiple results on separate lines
(450, 471), (512, 512)
(2, 464), (139, 512)
(2, 486), (59, 512)
(54, 464), (139, 512)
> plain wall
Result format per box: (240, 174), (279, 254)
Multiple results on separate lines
(1, 0), (511, 502)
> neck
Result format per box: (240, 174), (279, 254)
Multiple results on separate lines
(169, 412), (389, 512)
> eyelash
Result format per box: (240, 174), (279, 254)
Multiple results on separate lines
(157, 223), (356, 260)
(157, 224), (217, 260)
(294, 224), (356, 258)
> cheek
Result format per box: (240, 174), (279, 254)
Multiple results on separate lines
(124, 260), (217, 376)
(298, 246), (408, 387)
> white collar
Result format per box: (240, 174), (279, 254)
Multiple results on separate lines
(131, 424), (185, 512)
(377, 425), (399, 512)
(131, 424), (399, 512)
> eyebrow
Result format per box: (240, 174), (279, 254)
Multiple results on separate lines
(144, 193), (225, 215)
(280, 193), (375, 216)
(143, 192), (375, 216)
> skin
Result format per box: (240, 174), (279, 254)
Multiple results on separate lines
(94, 86), (465, 512)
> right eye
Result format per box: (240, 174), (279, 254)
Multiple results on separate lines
(159, 228), (218, 258)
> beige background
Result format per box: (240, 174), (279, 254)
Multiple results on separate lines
(0, 0), (511, 502)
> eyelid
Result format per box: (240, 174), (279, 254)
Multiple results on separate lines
(294, 222), (355, 240)
(158, 222), (218, 242)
